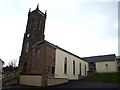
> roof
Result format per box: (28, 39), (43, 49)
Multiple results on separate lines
(32, 40), (57, 49)
(32, 40), (85, 61)
(82, 54), (116, 63)
(29, 5), (46, 17)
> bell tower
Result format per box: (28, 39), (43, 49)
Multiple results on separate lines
(19, 5), (47, 74)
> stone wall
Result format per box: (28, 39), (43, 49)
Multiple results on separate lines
(31, 44), (55, 75)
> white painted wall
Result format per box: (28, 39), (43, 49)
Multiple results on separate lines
(55, 48), (88, 80)
(0, 60), (3, 73)
(96, 61), (117, 73)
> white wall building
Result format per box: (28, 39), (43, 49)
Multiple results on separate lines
(82, 54), (117, 73)
(0, 59), (4, 73)
(55, 48), (88, 80)
(96, 61), (117, 73)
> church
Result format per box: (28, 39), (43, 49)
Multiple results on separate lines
(18, 5), (89, 86)
(18, 5), (118, 87)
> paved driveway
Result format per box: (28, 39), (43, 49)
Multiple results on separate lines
(48, 80), (120, 88)
(2, 80), (120, 90)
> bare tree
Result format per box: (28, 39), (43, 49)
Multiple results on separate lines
(8, 59), (17, 67)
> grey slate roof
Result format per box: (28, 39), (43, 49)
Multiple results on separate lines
(82, 54), (116, 63)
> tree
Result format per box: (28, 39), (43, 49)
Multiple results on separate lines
(8, 59), (17, 67)
(3, 59), (18, 73)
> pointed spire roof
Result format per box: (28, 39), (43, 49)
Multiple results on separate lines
(28, 8), (31, 16)
(29, 8), (31, 12)
(36, 4), (39, 10)
(45, 10), (47, 19)
(28, 5), (47, 17)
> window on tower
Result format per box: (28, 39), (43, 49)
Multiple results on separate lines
(26, 42), (29, 52)
(29, 22), (32, 30)
(39, 22), (41, 30)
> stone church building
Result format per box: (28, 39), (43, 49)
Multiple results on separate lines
(18, 5), (118, 87)
(18, 5), (89, 86)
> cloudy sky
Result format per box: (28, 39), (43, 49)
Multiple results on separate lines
(0, 0), (118, 66)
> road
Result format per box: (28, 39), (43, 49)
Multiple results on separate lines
(2, 80), (120, 90)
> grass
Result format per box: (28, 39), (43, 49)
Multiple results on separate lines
(85, 72), (120, 83)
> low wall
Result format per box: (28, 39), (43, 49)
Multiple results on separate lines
(47, 77), (68, 86)
(20, 75), (68, 87)
(19, 75), (42, 86)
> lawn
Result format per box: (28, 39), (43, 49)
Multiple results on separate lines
(85, 72), (120, 83)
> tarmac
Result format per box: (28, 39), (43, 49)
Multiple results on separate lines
(2, 80), (120, 90)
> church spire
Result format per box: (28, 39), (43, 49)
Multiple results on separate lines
(45, 10), (47, 19)
(36, 4), (39, 10)
(28, 8), (31, 16)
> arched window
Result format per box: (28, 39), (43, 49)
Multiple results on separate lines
(64, 57), (67, 74)
(79, 63), (81, 75)
(36, 49), (40, 63)
(26, 42), (29, 52)
(73, 60), (75, 75)
(85, 65), (86, 76)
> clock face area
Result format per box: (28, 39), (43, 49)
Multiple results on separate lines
(27, 33), (30, 38)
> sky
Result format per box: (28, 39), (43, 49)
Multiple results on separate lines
(0, 0), (118, 66)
